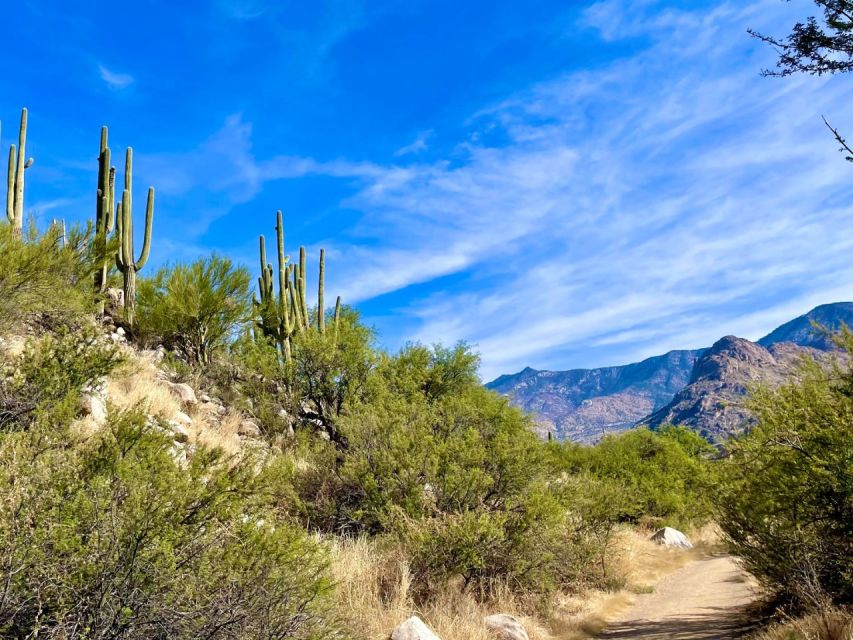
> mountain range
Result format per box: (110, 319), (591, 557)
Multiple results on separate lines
(486, 302), (853, 442)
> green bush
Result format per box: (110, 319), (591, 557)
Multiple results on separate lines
(0, 406), (348, 639)
(0, 327), (123, 431)
(0, 223), (96, 332)
(718, 353), (853, 608)
(135, 255), (252, 365)
(549, 425), (717, 528)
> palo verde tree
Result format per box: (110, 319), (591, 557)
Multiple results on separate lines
(750, 1), (853, 161)
(115, 147), (154, 330)
(5, 108), (34, 239)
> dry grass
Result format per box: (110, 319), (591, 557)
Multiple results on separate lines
(329, 526), (714, 640)
(752, 609), (853, 640)
(104, 351), (243, 456)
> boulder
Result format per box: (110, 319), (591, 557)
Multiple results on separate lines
(105, 287), (124, 314)
(650, 527), (693, 549)
(165, 419), (191, 443)
(390, 616), (441, 640)
(168, 382), (198, 406)
(173, 411), (193, 427)
(484, 614), (529, 640)
(238, 419), (262, 438)
(80, 394), (107, 426)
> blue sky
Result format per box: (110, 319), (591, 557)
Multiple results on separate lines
(3, 0), (853, 380)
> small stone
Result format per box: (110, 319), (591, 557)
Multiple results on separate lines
(484, 614), (529, 640)
(391, 616), (441, 640)
(115, 326), (126, 337)
(80, 394), (107, 426)
(168, 382), (198, 406)
(238, 419), (262, 438)
(200, 394), (211, 403)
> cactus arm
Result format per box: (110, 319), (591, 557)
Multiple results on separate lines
(13, 109), (27, 231)
(135, 187), (154, 269)
(120, 190), (132, 267)
(318, 248), (325, 333)
(107, 168), (116, 232)
(6, 145), (14, 223)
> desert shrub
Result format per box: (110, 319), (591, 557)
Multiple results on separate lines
(718, 355), (853, 608)
(294, 343), (606, 601)
(550, 425), (717, 528)
(0, 326), (123, 431)
(0, 222), (96, 332)
(0, 406), (347, 639)
(135, 255), (251, 364)
(289, 306), (377, 442)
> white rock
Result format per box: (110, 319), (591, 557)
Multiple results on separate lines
(391, 616), (441, 640)
(168, 382), (198, 406)
(238, 419), (262, 438)
(115, 326), (126, 337)
(199, 394), (211, 403)
(165, 419), (191, 443)
(80, 394), (107, 426)
(650, 527), (693, 549)
(173, 411), (193, 427)
(484, 614), (529, 640)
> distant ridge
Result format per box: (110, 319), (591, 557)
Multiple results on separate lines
(489, 302), (853, 442)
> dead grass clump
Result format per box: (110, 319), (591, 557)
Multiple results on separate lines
(753, 608), (853, 640)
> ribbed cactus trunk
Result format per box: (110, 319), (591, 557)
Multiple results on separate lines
(114, 148), (154, 332)
(6, 108), (33, 240)
(94, 127), (116, 315)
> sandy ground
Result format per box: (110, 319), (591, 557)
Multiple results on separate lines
(597, 555), (761, 639)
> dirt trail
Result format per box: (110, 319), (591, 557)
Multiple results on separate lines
(597, 555), (760, 639)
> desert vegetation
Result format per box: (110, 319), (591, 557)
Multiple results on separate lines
(0, 105), (850, 640)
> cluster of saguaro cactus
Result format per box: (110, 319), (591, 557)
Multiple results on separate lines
(5, 108), (34, 239)
(94, 127), (117, 314)
(114, 147), (154, 329)
(255, 210), (341, 361)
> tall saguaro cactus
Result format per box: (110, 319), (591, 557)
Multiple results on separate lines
(94, 126), (116, 313)
(115, 147), (154, 329)
(6, 108), (34, 239)
(254, 210), (340, 362)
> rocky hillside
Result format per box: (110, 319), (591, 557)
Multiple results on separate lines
(490, 302), (853, 442)
(642, 336), (837, 440)
(487, 349), (703, 442)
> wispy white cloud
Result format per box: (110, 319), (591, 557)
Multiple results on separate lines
(98, 64), (134, 89)
(315, 0), (853, 379)
(395, 130), (434, 157)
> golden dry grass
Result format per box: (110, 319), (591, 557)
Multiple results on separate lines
(752, 609), (853, 640)
(330, 526), (715, 640)
(104, 351), (243, 456)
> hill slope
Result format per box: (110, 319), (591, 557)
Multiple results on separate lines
(490, 302), (853, 442)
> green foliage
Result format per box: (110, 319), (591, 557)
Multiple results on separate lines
(292, 342), (608, 601)
(0, 407), (346, 639)
(0, 222), (98, 332)
(549, 425), (717, 528)
(135, 255), (252, 365)
(0, 327), (123, 432)
(717, 354), (853, 608)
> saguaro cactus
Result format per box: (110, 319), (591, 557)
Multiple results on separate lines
(254, 210), (340, 361)
(115, 148), (154, 329)
(94, 126), (116, 313)
(6, 108), (34, 239)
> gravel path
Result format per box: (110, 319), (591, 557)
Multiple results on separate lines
(598, 555), (761, 639)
